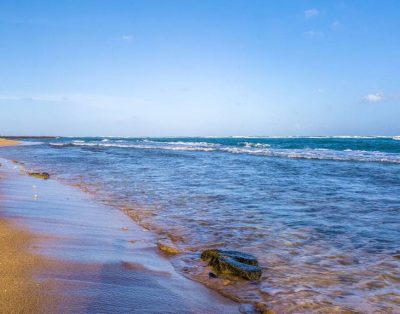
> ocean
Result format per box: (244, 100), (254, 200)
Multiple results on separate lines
(2, 136), (400, 313)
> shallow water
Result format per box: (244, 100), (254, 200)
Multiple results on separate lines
(2, 137), (400, 313)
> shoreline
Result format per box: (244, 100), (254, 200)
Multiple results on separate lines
(2, 138), (398, 312)
(0, 157), (240, 313)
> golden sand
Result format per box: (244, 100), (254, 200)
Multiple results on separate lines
(0, 219), (57, 314)
(0, 138), (21, 147)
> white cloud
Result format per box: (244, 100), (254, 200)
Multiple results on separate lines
(303, 30), (324, 39)
(331, 21), (342, 30)
(304, 9), (319, 19)
(121, 34), (133, 41)
(313, 88), (325, 94)
(364, 93), (384, 103)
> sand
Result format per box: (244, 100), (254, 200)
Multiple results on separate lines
(0, 138), (21, 147)
(0, 219), (59, 314)
(0, 158), (239, 313)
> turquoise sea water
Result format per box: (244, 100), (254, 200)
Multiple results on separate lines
(2, 136), (400, 313)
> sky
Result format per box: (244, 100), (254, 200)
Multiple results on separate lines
(0, 0), (399, 136)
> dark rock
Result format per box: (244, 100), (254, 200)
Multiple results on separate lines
(208, 272), (218, 279)
(28, 172), (50, 180)
(201, 249), (262, 280)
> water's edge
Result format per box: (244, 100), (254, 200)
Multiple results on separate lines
(0, 157), (244, 313)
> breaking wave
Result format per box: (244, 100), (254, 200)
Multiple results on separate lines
(47, 139), (400, 164)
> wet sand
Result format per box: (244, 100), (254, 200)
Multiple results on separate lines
(0, 219), (60, 314)
(0, 158), (239, 313)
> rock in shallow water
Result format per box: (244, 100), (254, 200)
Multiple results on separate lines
(28, 172), (50, 180)
(201, 249), (262, 280)
(157, 239), (181, 255)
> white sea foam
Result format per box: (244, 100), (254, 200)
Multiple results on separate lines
(48, 140), (400, 164)
(241, 142), (271, 148)
(20, 141), (45, 146)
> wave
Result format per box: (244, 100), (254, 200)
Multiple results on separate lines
(240, 142), (271, 148)
(47, 140), (400, 164)
(231, 135), (394, 139)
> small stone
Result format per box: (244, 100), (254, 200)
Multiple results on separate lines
(255, 302), (275, 314)
(28, 172), (50, 180)
(208, 272), (217, 279)
(157, 239), (181, 255)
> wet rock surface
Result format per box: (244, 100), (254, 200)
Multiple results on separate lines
(28, 172), (50, 180)
(157, 239), (181, 255)
(201, 249), (262, 280)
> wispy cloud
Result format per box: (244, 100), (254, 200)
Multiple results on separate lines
(303, 30), (324, 39)
(120, 34), (133, 41)
(312, 88), (325, 94)
(0, 94), (68, 102)
(304, 9), (319, 19)
(0, 93), (146, 108)
(331, 21), (342, 30)
(0, 17), (46, 25)
(363, 93), (384, 103)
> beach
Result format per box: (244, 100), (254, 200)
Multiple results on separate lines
(1, 0), (399, 312)
(0, 154), (240, 313)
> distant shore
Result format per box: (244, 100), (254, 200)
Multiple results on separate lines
(0, 138), (21, 146)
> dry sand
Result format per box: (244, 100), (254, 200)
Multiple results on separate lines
(0, 138), (21, 147)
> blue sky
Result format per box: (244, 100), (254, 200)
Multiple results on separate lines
(0, 0), (399, 136)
